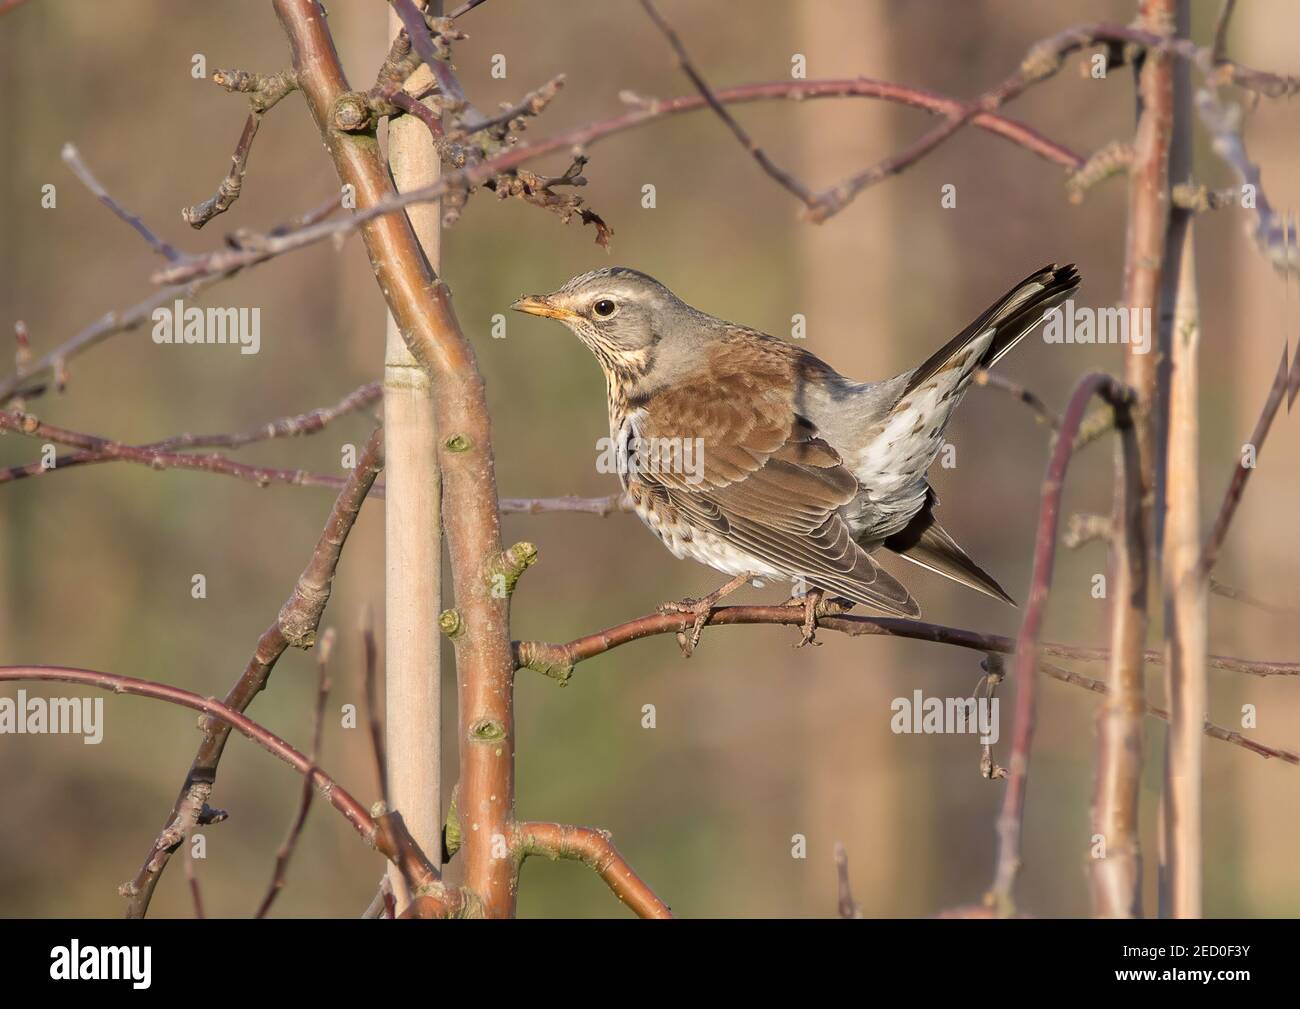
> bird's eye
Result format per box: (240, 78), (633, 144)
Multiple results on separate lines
(593, 299), (617, 318)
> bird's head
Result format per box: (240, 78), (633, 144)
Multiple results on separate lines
(512, 267), (686, 377)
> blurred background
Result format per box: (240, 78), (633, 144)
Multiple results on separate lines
(0, 0), (1296, 918)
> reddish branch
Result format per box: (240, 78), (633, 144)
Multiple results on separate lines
(0, 409), (352, 491)
(0, 382), (379, 485)
(274, 0), (522, 917)
(154, 76), (1082, 284)
(122, 427), (384, 917)
(254, 629), (334, 919)
(0, 664), (456, 913)
(1201, 347), (1290, 576)
(517, 821), (672, 919)
(514, 605), (1295, 683)
(984, 374), (1139, 917)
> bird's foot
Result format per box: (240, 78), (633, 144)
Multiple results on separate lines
(657, 572), (753, 657)
(783, 590), (854, 648)
(793, 588), (824, 648)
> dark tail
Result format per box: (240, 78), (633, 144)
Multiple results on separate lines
(901, 264), (1080, 397)
(883, 490), (1015, 606)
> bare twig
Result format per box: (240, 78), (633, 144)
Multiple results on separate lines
(1040, 662), (1296, 763)
(184, 834), (205, 919)
(254, 628), (335, 919)
(61, 144), (181, 261)
(518, 821), (672, 919)
(122, 428), (384, 917)
(184, 114), (261, 229)
(1210, 578), (1300, 616)
(639, 0), (814, 207)
(834, 842), (864, 919)
(156, 76), (1082, 284)
(359, 611), (388, 805)
(986, 373), (1138, 918)
(513, 605), (1296, 682)
(1200, 347), (1289, 575)
(0, 278), (222, 404)
(0, 409), (358, 492)
(1211, 0), (1239, 65)
(974, 368), (1062, 429)
(0, 666), (381, 851)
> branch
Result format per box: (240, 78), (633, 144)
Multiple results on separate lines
(1200, 346), (1289, 575)
(155, 76), (1081, 284)
(639, 0), (814, 207)
(518, 821), (672, 919)
(1210, 578), (1300, 616)
(0, 409), (356, 492)
(61, 144), (181, 261)
(514, 604), (1296, 681)
(276, 0), (519, 916)
(0, 278), (224, 404)
(987, 372), (1138, 918)
(254, 628), (334, 919)
(834, 842), (864, 919)
(122, 427), (384, 917)
(0, 381), (380, 485)
(1040, 662), (1296, 763)
(0, 665), (382, 859)
(499, 493), (630, 516)
(1195, 84), (1298, 274)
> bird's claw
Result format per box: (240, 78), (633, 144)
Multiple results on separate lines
(791, 589), (823, 648)
(658, 596), (713, 657)
(658, 573), (755, 657)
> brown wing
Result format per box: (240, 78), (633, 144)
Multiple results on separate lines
(635, 333), (920, 617)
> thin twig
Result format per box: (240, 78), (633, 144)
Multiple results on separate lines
(1040, 662), (1296, 763)
(359, 610), (388, 805)
(1210, 578), (1300, 616)
(122, 428), (384, 917)
(834, 842), (864, 919)
(1200, 346), (1290, 575)
(155, 76), (1082, 284)
(639, 0), (815, 207)
(254, 628), (335, 918)
(0, 410), (355, 492)
(1211, 0), (1239, 64)
(974, 368), (1062, 429)
(61, 144), (181, 261)
(986, 373), (1138, 918)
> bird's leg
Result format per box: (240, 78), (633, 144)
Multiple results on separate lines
(795, 587), (824, 648)
(658, 572), (754, 656)
(781, 586), (854, 647)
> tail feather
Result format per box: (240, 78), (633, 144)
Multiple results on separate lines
(902, 263), (1080, 397)
(882, 492), (1015, 606)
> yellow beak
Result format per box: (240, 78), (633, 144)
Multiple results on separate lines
(511, 295), (578, 321)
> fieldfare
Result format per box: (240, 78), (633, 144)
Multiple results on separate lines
(513, 263), (1079, 649)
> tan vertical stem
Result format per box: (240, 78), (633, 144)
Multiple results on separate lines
(383, 5), (442, 912)
(1161, 225), (1204, 918)
(1090, 0), (1174, 919)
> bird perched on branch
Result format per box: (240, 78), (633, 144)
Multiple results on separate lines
(513, 263), (1079, 652)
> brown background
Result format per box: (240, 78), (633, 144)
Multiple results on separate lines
(0, 0), (1296, 917)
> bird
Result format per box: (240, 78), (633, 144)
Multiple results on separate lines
(512, 263), (1079, 651)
